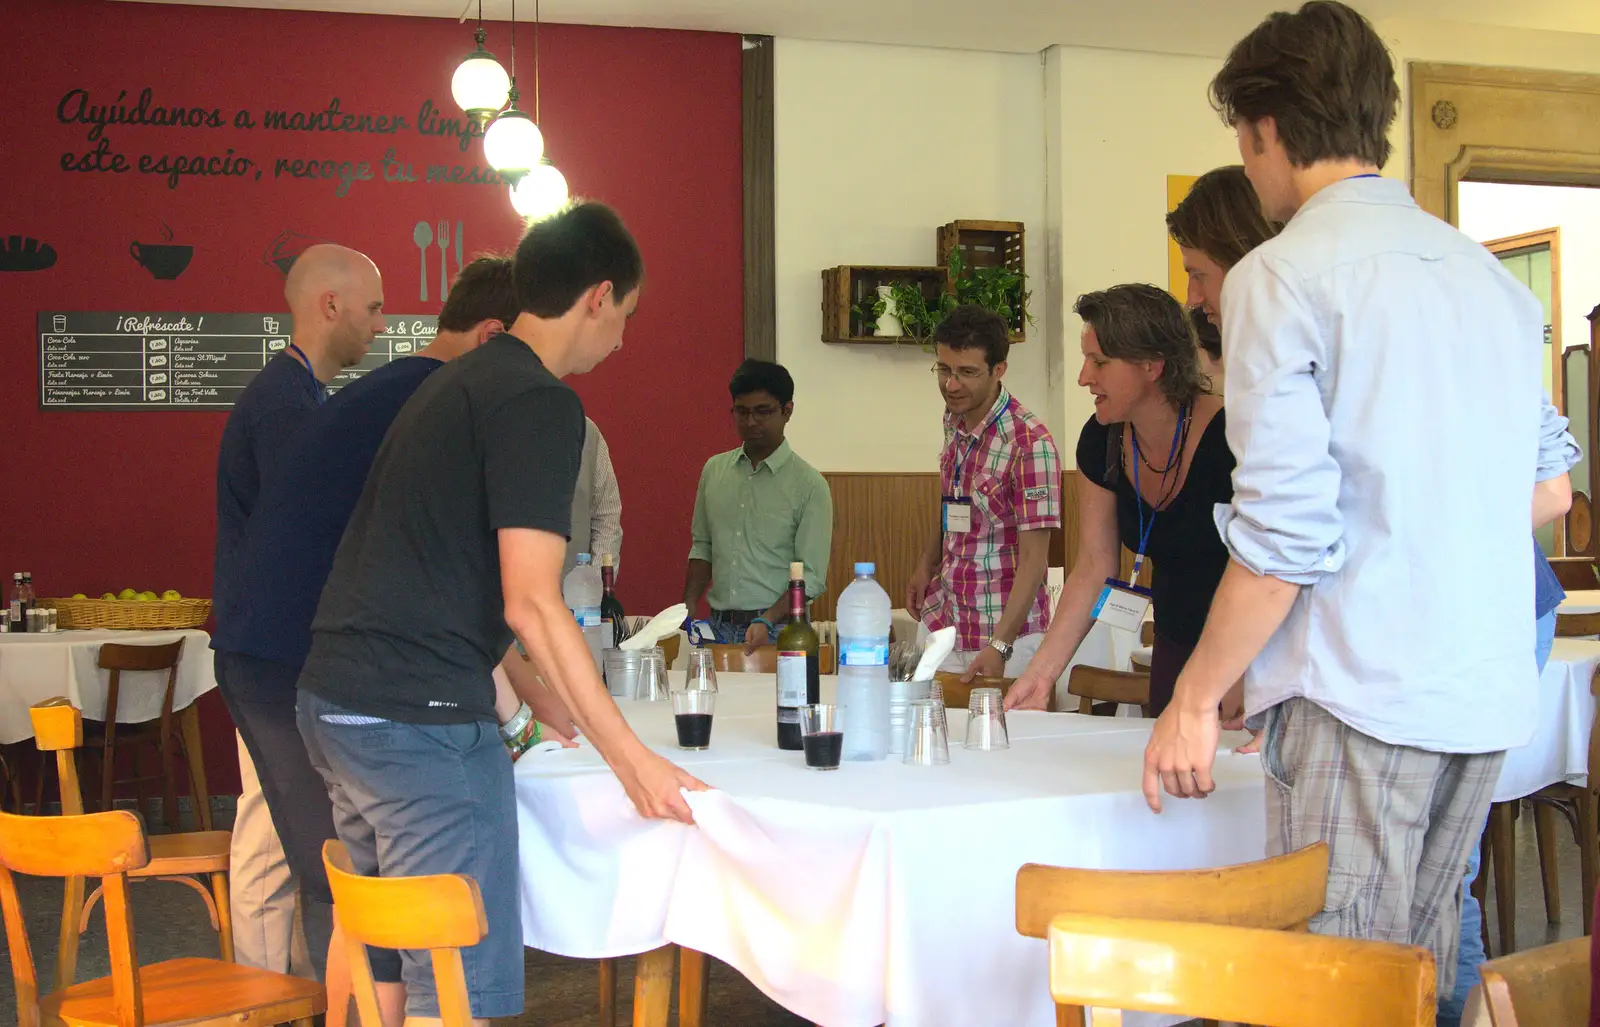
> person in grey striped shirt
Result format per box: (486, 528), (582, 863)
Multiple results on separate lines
(564, 417), (623, 578)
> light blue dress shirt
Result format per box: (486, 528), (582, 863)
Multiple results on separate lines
(1219, 176), (1549, 754)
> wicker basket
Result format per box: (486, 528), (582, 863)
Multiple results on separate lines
(44, 597), (212, 631)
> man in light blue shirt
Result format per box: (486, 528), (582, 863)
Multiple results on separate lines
(1141, 1), (1554, 997)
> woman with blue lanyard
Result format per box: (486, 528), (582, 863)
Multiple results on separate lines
(1006, 283), (1231, 716)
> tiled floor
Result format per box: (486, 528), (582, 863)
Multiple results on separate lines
(0, 799), (1588, 1025)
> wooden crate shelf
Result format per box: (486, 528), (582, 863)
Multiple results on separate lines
(821, 265), (949, 345)
(936, 219), (1026, 341)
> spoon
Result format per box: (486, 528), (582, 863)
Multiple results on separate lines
(412, 221), (433, 302)
(912, 626), (957, 682)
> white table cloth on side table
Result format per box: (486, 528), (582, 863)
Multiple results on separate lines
(515, 672), (1266, 1027)
(1493, 637), (1600, 801)
(0, 628), (215, 744)
(1558, 590), (1600, 616)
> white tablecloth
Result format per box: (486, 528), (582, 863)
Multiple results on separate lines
(0, 629), (216, 744)
(514, 673), (1266, 1027)
(1493, 637), (1600, 801)
(1559, 590), (1600, 616)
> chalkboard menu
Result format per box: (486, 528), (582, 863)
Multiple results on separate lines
(38, 312), (438, 411)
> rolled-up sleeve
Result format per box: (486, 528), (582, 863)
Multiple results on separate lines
(1536, 391), (1581, 482)
(1216, 255), (1345, 586)
(687, 460), (714, 563)
(797, 474), (833, 598)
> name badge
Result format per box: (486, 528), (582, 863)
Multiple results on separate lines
(942, 496), (973, 534)
(1091, 578), (1152, 633)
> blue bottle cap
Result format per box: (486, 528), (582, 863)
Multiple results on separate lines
(854, 562), (875, 575)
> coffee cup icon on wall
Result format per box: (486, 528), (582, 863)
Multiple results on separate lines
(131, 241), (193, 280)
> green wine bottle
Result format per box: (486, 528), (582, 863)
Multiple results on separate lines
(775, 561), (819, 750)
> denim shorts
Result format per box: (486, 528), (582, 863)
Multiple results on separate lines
(296, 690), (523, 1019)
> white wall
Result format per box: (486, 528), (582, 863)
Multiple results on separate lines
(772, 39), (1053, 472)
(1458, 181), (1600, 355)
(1046, 45), (1237, 455)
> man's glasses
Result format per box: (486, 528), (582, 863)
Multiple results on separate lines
(732, 404), (782, 421)
(931, 364), (988, 382)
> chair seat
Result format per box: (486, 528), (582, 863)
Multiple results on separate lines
(41, 956), (324, 1027)
(134, 831), (230, 877)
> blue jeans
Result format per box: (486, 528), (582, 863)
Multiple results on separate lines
(1439, 607), (1558, 1026)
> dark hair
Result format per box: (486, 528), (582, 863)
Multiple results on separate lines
(438, 256), (518, 332)
(1210, 1), (1398, 169)
(513, 201), (644, 318)
(933, 304), (1009, 369)
(1166, 166), (1282, 270)
(728, 359), (794, 406)
(1190, 306), (1222, 363)
(1074, 284), (1207, 406)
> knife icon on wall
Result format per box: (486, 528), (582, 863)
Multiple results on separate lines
(455, 221), (465, 276)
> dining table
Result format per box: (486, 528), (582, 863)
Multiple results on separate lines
(513, 671), (1266, 1027)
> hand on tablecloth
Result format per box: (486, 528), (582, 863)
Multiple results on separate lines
(1141, 702), (1219, 813)
(617, 747), (707, 824)
(1004, 668), (1053, 711)
(961, 645), (1005, 683)
(540, 718), (580, 748)
(743, 621), (770, 653)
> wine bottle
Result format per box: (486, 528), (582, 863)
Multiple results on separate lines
(600, 553), (626, 649)
(774, 561), (819, 750)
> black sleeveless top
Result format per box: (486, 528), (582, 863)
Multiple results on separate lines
(1075, 411), (1234, 648)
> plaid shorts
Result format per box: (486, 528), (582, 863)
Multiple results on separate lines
(1261, 697), (1504, 1000)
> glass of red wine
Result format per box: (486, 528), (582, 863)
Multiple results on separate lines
(673, 688), (716, 750)
(799, 704), (842, 771)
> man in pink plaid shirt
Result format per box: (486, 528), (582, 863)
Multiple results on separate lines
(908, 305), (1061, 682)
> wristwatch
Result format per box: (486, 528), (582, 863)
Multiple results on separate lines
(987, 637), (1014, 661)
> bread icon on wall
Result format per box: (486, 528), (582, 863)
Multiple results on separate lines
(0, 235), (58, 272)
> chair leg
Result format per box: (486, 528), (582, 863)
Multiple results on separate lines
(100, 738), (116, 816)
(1579, 790), (1598, 936)
(159, 730), (179, 832)
(1472, 829), (1491, 954)
(1534, 801), (1562, 922)
(598, 957), (617, 1027)
(34, 751), (51, 815)
(211, 870), (235, 961)
(177, 705), (213, 831)
(631, 945), (675, 1027)
(679, 947), (711, 1027)
(1489, 801), (1517, 955)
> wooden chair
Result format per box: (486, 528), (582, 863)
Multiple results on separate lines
(1065, 665), (1151, 718)
(51, 639), (213, 832)
(933, 670), (1019, 712)
(657, 633), (681, 668)
(1477, 664), (1600, 955)
(1138, 621), (1154, 646)
(29, 697), (233, 991)
(1478, 936), (1591, 1027)
(323, 839), (484, 1027)
(1556, 611), (1600, 637)
(1016, 843), (1330, 1027)
(0, 808), (323, 1027)
(1549, 555), (1598, 591)
(1047, 913), (1435, 1026)
(704, 643), (837, 675)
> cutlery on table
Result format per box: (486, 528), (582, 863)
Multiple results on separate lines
(436, 219), (450, 299)
(455, 221), (465, 276)
(412, 221), (433, 302)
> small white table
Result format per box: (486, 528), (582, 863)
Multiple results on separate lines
(0, 628), (216, 744)
(514, 673), (1265, 1027)
(1558, 590), (1600, 616)
(1494, 637), (1600, 801)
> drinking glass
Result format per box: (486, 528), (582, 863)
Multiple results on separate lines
(800, 703), (842, 771)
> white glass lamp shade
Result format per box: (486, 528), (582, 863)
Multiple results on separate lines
(484, 108), (544, 178)
(509, 164), (570, 219)
(451, 50), (510, 119)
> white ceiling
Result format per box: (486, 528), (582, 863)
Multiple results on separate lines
(117, 0), (1600, 58)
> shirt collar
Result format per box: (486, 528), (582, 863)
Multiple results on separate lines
(735, 438), (793, 473)
(948, 385), (1012, 441)
(1292, 174), (1415, 222)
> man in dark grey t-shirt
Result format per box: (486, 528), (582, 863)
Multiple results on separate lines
(297, 203), (704, 1024)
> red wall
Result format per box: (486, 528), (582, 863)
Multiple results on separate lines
(0, 1), (743, 795)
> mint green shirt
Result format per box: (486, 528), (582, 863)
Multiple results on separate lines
(688, 440), (832, 612)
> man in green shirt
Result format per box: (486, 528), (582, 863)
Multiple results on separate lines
(683, 359), (833, 648)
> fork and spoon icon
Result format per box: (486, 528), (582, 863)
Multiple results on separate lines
(412, 220), (465, 302)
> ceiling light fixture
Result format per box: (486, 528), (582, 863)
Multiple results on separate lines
(509, 160), (570, 220)
(483, 0), (544, 184)
(451, 0), (510, 124)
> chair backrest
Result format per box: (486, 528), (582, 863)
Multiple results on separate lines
(933, 670), (1017, 712)
(1557, 612), (1600, 638)
(1478, 936), (1590, 1027)
(1066, 665), (1151, 717)
(0, 810), (150, 1027)
(96, 639), (185, 728)
(324, 840), (486, 1027)
(1549, 554), (1597, 590)
(29, 698), (86, 815)
(1139, 621), (1154, 646)
(705, 643), (836, 675)
(1047, 913), (1435, 1026)
(1568, 496), (1595, 557)
(658, 633), (681, 668)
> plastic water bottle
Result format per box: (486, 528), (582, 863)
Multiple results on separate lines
(836, 562), (892, 761)
(562, 553), (606, 676)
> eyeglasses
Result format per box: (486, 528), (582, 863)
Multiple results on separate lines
(931, 364), (988, 382)
(732, 404), (782, 421)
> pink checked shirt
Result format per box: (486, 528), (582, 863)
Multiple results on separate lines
(921, 386), (1061, 651)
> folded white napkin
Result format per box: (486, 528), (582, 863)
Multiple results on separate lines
(621, 603), (689, 650)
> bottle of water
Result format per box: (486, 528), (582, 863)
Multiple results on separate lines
(836, 562), (891, 761)
(562, 553), (606, 677)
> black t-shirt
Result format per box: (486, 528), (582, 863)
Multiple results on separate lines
(1076, 411), (1234, 648)
(296, 334), (584, 723)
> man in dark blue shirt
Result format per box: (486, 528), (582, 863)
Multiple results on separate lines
(217, 258), (542, 1018)
(211, 244), (384, 979)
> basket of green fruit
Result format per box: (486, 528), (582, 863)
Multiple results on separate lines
(46, 590), (211, 630)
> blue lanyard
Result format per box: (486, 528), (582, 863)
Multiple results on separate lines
(286, 343), (326, 406)
(1128, 406), (1187, 585)
(950, 397), (1004, 497)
